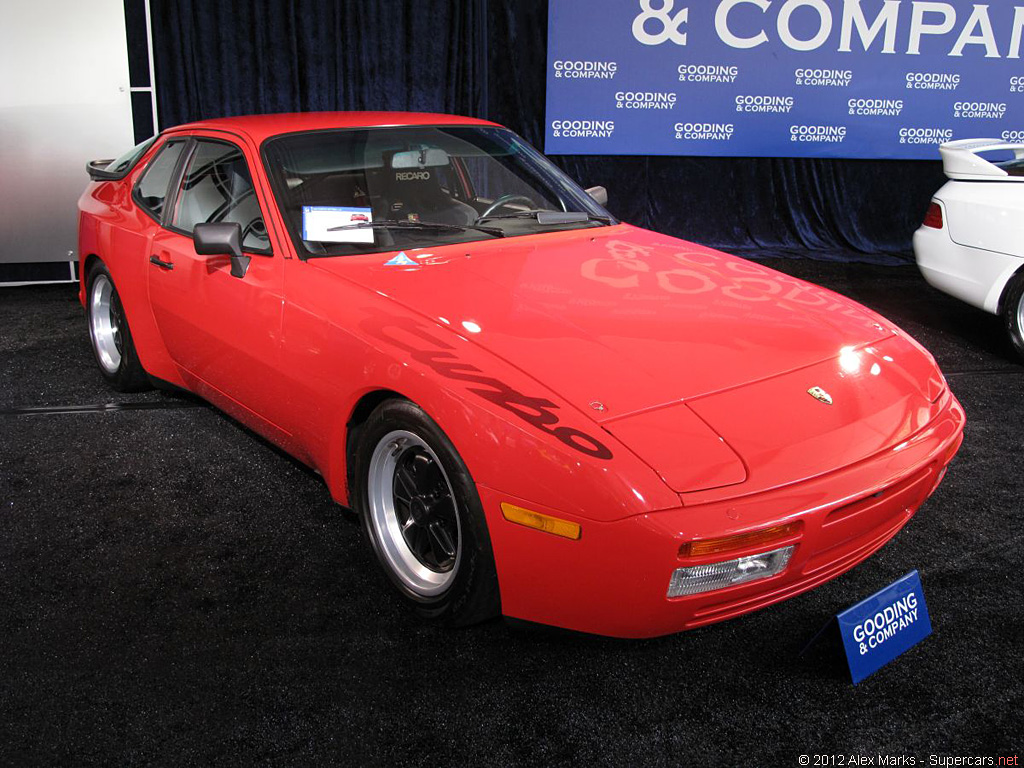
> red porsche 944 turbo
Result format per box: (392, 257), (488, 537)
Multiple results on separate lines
(78, 112), (964, 638)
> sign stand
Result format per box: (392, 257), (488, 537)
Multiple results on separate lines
(800, 571), (933, 685)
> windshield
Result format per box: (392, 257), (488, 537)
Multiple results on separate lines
(262, 125), (615, 258)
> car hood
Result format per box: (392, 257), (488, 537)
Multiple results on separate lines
(310, 225), (947, 495)
(313, 225), (896, 418)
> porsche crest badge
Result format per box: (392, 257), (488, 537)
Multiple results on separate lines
(808, 386), (833, 405)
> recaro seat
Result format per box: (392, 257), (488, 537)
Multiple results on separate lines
(377, 151), (478, 226)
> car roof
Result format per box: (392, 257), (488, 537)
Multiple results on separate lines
(165, 111), (503, 144)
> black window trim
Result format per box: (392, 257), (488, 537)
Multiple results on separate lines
(132, 137), (191, 226)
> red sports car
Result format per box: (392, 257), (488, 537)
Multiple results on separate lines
(78, 112), (964, 638)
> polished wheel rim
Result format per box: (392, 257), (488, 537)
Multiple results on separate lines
(367, 430), (461, 598)
(89, 274), (123, 374)
(1017, 291), (1024, 338)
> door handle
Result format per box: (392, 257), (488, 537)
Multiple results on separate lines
(149, 255), (174, 270)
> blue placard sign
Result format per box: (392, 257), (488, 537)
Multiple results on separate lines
(837, 570), (932, 684)
(545, 0), (1024, 158)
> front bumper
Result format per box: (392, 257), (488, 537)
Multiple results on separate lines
(480, 392), (965, 639)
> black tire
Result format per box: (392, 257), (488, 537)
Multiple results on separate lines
(1002, 271), (1024, 361)
(352, 398), (501, 625)
(85, 262), (150, 392)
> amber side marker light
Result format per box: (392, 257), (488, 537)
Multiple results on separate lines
(922, 202), (944, 229)
(679, 521), (802, 559)
(500, 503), (581, 540)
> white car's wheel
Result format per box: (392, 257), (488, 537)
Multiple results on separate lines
(1002, 273), (1024, 361)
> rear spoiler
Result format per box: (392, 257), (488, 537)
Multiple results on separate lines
(86, 158), (121, 181)
(939, 139), (1024, 181)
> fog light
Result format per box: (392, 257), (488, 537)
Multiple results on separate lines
(667, 546), (795, 598)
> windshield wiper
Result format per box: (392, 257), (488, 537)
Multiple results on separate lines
(327, 219), (505, 238)
(477, 210), (612, 225)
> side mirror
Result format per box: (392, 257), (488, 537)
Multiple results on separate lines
(585, 185), (608, 207)
(193, 222), (250, 279)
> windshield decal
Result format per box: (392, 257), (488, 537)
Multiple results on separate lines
(302, 206), (374, 243)
(384, 251), (418, 266)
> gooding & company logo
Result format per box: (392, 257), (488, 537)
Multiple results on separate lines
(736, 95), (794, 114)
(790, 125), (847, 144)
(849, 98), (904, 117)
(616, 91), (677, 110)
(1003, 130), (1024, 141)
(553, 60), (618, 80)
(678, 64), (738, 84)
(899, 127), (954, 145)
(795, 68), (852, 87)
(551, 119), (615, 139)
(674, 122), (735, 141)
(905, 72), (960, 91)
(954, 101), (1007, 119)
(1012, 76), (1024, 94)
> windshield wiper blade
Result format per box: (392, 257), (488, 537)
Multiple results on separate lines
(327, 218), (505, 238)
(477, 209), (612, 225)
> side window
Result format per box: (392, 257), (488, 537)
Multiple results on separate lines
(134, 140), (186, 220)
(171, 140), (270, 253)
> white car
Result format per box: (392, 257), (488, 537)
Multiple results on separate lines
(914, 138), (1024, 358)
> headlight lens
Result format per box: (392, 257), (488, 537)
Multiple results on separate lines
(667, 545), (795, 598)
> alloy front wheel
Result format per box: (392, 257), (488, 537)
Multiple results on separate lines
(366, 429), (462, 598)
(353, 398), (500, 624)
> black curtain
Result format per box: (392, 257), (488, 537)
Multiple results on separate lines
(151, 0), (946, 261)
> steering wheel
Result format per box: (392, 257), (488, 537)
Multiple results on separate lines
(477, 194), (538, 221)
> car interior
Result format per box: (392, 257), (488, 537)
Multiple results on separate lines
(262, 128), (577, 254)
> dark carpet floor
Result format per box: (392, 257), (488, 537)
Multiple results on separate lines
(1, 260), (1021, 766)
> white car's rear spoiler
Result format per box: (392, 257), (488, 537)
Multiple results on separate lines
(940, 139), (1024, 181)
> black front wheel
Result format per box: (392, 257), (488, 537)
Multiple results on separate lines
(1002, 272), (1024, 361)
(352, 399), (501, 625)
(86, 262), (150, 392)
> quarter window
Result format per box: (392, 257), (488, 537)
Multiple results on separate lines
(134, 140), (186, 220)
(171, 140), (270, 252)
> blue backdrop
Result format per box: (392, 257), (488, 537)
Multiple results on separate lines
(546, 0), (1024, 158)
(150, 0), (959, 259)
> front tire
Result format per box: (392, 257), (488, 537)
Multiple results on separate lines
(352, 399), (500, 625)
(1002, 272), (1024, 361)
(86, 262), (150, 392)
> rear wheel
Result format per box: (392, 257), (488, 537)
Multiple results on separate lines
(86, 262), (150, 392)
(1002, 272), (1024, 361)
(352, 399), (500, 625)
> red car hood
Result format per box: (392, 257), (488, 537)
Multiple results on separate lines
(314, 225), (896, 418)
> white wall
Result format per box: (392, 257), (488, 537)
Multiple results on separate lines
(0, 0), (135, 264)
